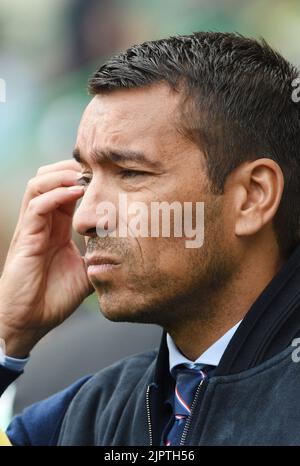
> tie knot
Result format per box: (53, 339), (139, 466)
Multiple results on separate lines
(173, 364), (211, 417)
(175, 363), (206, 376)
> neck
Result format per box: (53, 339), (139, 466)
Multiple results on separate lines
(166, 244), (285, 361)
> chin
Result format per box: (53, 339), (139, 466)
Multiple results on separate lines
(96, 292), (163, 325)
(96, 291), (136, 321)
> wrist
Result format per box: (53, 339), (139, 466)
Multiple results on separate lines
(0, 324), (42, 358)
(0, 339), (30, 374)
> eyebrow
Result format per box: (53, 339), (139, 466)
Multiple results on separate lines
(72, 147), (162, 170)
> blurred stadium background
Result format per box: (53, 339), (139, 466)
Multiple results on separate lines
(1, 0), (300, 428)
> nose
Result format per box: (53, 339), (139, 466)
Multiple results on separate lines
(72, 175), (120, 238)
(72, 184), (98, 238)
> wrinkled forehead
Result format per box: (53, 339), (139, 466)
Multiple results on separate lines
(76, 83), (184, 156)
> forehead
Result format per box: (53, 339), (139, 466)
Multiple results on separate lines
(76, 83), (185, 158)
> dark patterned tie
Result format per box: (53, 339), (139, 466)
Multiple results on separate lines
(165, 364), (212, 446)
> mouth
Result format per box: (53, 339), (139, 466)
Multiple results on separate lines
(85, 255), (122, 277)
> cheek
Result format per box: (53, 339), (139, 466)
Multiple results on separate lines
(138, 236), (193, 276)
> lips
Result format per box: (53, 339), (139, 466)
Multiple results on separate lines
(84, 255), (121, 267)
(85, 255), (121, 277)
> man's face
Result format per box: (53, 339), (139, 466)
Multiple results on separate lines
(73, 83), (235, 328)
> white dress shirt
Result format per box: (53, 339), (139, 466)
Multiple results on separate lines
(167, 320), (242, 375)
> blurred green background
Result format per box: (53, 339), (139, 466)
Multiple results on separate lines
(1, 0), (300, 428)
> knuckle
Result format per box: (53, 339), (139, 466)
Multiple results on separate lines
(27, 177), (42, 195)
(36, 165), (48, 176)
(26, 178), (36, 190)
(28, 197), (39, 212)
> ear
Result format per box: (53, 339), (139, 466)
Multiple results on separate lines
(232, 158), (284, 237)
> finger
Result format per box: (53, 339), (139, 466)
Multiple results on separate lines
(23, 186), (85, 236)
(20, 169), (83, 216)
(59, 196), (80, 218)
(36, 159), (82, 176)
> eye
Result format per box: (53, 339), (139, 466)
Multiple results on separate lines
(77, 174), (92, 187)
(119, 169), (149, 179)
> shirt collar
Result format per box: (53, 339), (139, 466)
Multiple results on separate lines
(167, 320), (242, 375)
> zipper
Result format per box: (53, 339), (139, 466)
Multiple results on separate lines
(146, 384), (153, 446)
(179, 376), (208, 446)
(146, 376), (208, 446)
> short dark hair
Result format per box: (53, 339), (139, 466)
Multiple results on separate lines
(88, 31), (300, 258)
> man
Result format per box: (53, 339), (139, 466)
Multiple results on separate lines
(0, 31), (300, 446)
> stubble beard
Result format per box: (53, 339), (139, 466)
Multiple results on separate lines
(94, 197), (237, 332)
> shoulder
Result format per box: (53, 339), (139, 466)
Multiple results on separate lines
(6, 349), (158, 446)
(61, 349), (158, 415)
(76, 349), (157, 396)
(93, 349), (158, 382)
